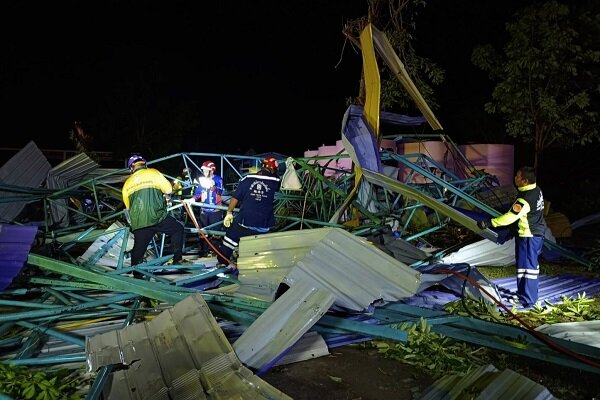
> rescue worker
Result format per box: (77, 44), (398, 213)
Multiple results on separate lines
(122, 154), (190, 277)
(172, 168), (195, 197)
(477, 166), (547, 307)
(172, 167), (193, 222)
(189, 161), (224, 256)
(217, 157), (281, 269)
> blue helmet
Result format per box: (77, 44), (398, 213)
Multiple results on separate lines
(127, 154), (146, 171)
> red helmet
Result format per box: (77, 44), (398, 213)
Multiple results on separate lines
(127, 154), (146, 171)
(201, 160), (216, 173)
(261, 157), (278, 173)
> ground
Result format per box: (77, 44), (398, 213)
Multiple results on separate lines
(262, 345), (435, 400)
(261, 343), (600, 400)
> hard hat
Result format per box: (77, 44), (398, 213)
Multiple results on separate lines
(261, 157), (278, 173)
(127, 154), (146, 171)
(201, 160), (216, 172)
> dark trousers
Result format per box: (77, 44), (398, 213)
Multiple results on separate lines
(217, 222), (266, 265)
(131, 215), (184, 267)
(199, 210), (223, 253)
(515, 236), (543, 306)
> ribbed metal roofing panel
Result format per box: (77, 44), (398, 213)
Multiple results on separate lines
(404, 272), (600, 313)
(46, 153), (100, 227)
(235, 227), (421, 310)
(418, 364), (558, 400)
(233, 281), (335, 370)
(86, 293), (291, 399)
(0, 141), (51, 222)
(77, 222), (139, 268)
(536, 320), (600, 349)
(441, 238), (515, 267)
(494, 274), (600, 307)
(283, 228), (421, 311)
(0, 224), (38, 290)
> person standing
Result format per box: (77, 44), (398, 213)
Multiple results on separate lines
(172, 167), (196, 222)
(217, 157), (281, 268)
(189, 161), (224, 256)
(172, 168), (193, 198)
(478, 166), (547, 307)
(122, 154), (190, 277)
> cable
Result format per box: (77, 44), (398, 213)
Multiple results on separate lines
(182, 201), (237, 269)
(434, 267), (600, 369)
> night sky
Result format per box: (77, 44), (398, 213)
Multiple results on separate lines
(3, 1), (526, 157)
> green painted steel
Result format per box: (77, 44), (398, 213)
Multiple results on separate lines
(1, 148), (598, 394)
(28, 254), (189, 304)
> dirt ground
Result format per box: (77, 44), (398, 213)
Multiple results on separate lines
(261, 345), (435, 400)
(261, 343), (600, 400)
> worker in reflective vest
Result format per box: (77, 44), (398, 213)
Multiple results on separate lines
(478, 166), (548, 307)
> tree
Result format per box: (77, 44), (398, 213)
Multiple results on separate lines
(343, 0), (445, 114)
(472, 1), (600, 172)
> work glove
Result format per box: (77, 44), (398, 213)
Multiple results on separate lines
(477, 219), (492, 230)
(200, 191), (208, 202)
(223, 212), (234, 228)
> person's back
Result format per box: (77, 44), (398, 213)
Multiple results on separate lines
(123, 165), (172, 230)
(234, 168), (280, 229)
(217, 157), (281, 269)
(122, 154), (188, 272)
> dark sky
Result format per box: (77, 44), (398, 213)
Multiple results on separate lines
(2, 1), (525, 157)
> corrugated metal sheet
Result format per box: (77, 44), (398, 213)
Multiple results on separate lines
(86, 293), (291, 399)
(418, 364), (557, 399)
(0, 224), (38, 290)
(236, 227), (421, 311)
(415, 263), (502, 305)
(273, 331), (330, 367)
(233, 280), (335, 370)
(381, 234), (429, 265)
(46, 153), (99, 227)
(0, 141), (51, 222)
(536, 320), (600, 349)
(494, 274), (600, 307)
(85, 168), (129, 184)
(441, 238), (515, 267)
(77, 221), (140, 268)
(404, 272), (600, 312)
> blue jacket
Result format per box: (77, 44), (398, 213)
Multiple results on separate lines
(233, 170), (281, 228)
(193, 174), (224, 213)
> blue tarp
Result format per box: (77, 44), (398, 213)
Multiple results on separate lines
(0, 224), (38, 290)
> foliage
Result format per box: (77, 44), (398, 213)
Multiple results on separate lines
(0, 364), (84, 400)
(528, 292), (600, 324)
(375, 318), (487, 378)
(444, 297), (506, 322)
(343, 0), (445, 113)
(443, 292), (600, 329)
(471, 1), (599, 171)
